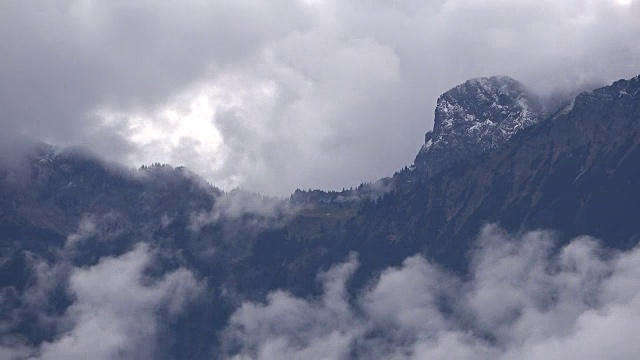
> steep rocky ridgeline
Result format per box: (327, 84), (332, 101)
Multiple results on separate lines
(317, 75), (640, 276)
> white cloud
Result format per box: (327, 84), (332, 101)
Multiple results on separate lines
(0, 243), (203, 360)
(2, 1), (639, 195)
(223, 253), (360, 360)
(223, 225), (640, 359)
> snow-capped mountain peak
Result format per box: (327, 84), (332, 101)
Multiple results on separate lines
(415, 76), (543, 175)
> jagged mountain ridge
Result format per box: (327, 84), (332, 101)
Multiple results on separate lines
(414, 75), (543, 175)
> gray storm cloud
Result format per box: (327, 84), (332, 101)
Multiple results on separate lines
(222, 225), (640, 360)
(1, 0), (639, 195)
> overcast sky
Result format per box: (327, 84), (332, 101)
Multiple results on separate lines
(1, 0), (639, 195)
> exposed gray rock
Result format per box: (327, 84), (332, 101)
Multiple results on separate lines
(415, 76), (543, 175)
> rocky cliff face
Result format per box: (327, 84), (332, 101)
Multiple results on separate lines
(414, 76), (543, 175)
(326, 74), (640, 274)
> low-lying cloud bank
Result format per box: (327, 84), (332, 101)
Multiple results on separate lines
(4, 224), (640, 359)
(223, 225), (640, 360)
(0, 243), (203, 360)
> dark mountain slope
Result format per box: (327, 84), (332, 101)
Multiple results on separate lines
(306, 75), (640, 277)
(0, 146), (219, 251)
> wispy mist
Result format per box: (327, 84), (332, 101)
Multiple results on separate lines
(1, 242), (203, 360)
(222, 225), (640, 359)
